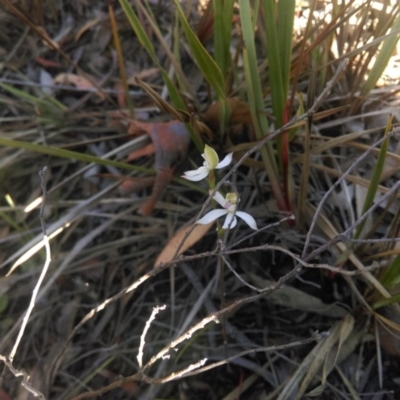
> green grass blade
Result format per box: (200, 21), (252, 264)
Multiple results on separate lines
(261, 0), (284, 126)
(261, 0), (295, 127)
(362, 8), (400, 97)
(354, 115), (392, 239)
(276, 0), (295, 99)
(0, 82), (66, 112)
(239, 2), (269, 140)
(0, 138), (205, 193)
(213, 0), (234, 136)
(372, 293), (400, 310)
(0, 138), (153, 173)
(213, 0), (234, 79)
(174, 0), (225, 100)
(239, 1), (288, 209)
(380, 254), (400, 288)
(118, 2), (186, 113)
(119, 0), (157, 62)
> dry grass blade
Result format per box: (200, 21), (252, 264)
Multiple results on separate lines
(354, 115), (392, 239)
(0, 180), (121, 273)
(278, 314), (354, 400)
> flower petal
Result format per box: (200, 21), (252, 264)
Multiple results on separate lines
(236, 211), (258, 230)
(222, 213), (237, 229)
(182, 167), (209, 181)
(216, 152), (233, 169)
(197, 209), (228, 225)
(183, 166), (207, 177)
(212, 191), (226, 208)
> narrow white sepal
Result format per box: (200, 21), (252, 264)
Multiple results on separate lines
(197, 209), (228, 225)
(212, 191), (226, 208)
(182, 167), (209, 181)
(216, 153), (233, 169)
(236, 211), (258, 230)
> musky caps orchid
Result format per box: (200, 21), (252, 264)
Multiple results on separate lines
(197, 191), (258, 230)
(182, 144), (233, 182)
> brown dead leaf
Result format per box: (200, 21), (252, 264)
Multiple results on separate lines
(203, 98), (253, 133)
(54, 73), (106, 101)
(54, 73), (94, 90)
(155, 222), (214, 265)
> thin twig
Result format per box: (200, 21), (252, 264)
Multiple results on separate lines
(10, 166), (51, 362)
(220, 254), (264, 292)
(226, 214), (295, 250)
(0, 355), (45, 399)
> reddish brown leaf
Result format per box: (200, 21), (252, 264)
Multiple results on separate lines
(119, 176), (155, 195)
(138, 166), (173, 216)
(125, 120), (191, 215)
(126, 143), (155, 162)
(150, 121), (191, 172)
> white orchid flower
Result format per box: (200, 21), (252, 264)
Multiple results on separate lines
(197, 191), (258, 230)
(182, 144), (233, 182)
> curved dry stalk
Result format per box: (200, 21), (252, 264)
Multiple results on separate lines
(0, 167), (49, 399)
